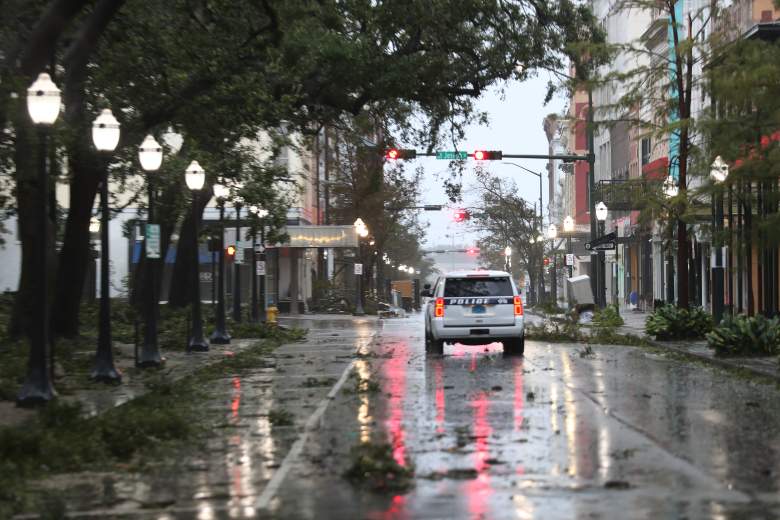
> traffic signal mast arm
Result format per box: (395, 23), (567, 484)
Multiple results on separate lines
(385, 149), (591, 162)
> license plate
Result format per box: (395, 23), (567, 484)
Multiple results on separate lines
(471, 304), (486, 314)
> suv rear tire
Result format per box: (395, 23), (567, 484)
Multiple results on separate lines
(504, 335), (524, 356)
(426, 335), (444, 355)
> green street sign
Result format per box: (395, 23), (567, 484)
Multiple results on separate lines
(146, 224), (161, 259)
(436, 151), (468, 160)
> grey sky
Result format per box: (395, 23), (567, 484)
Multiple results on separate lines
(417, 76), (567, 254)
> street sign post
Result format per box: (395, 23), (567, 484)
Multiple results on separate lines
(145, 224), (161, 259)
(354, 263), (363, 275)
(235, 247), (244, 264)
(256, 261), (266, 276)
(585, 232), (617, 251)
(566, 253), (574, 266)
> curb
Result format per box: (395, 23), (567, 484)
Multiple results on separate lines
(644, 338), (780, 383)
(529, 309), (780, 383)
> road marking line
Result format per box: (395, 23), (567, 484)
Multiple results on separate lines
(255, 332), (371, 510)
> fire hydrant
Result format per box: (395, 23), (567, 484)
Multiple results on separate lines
(266, 305), (278, 326)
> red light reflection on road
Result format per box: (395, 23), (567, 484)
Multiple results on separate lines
(434, 360), (445, 434)
(384, 341), (409, 467)
(231, 377), (241, 420)
(513, 358), (524, 432)
(466, 391), (493, 519)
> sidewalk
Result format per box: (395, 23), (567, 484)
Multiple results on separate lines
(533, 304), (780, 383)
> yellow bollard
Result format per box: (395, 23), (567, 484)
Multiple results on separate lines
(266, 305), (278, 326)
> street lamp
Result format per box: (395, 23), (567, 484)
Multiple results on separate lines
(248, 205), (269, 323)
(710, 156), (729, 323)
(90, 109), (122, 383)
(547, 224), (558, 304)
(353, 218), (367, 315)
(595, 201), (608, 309)
(563, 215), (575, 307)
(663, 175), (677, 303)
(18, 73), (61, 405)
(663, 175), (679, 198)
(138, 135), (164, 367)
(232, 184), (244, 322)
(185, 160), (209, 352)
(210, 181), (231, 343)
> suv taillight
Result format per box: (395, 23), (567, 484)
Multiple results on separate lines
(514, 296), (523, 316)
(435, 297), (445, 317)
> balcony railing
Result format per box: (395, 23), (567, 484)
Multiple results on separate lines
(594, 179), (660, 211)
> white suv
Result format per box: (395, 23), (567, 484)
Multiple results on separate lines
(422, 270), (525, 355)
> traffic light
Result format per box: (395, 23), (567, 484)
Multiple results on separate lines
(466, 247), (480, 256)
(385, 148), (417, 160)
(226, 245), (236, 257)
(453, 208), (470, 222)
(473, 150), (502, 160)
(543, 257), (550, 266)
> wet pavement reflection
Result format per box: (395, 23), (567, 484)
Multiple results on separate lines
(25, 314), (780, 519)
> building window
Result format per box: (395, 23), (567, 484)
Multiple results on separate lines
(641, 138), (651, 166)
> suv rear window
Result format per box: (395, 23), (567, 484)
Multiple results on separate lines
(443, 277), (513, 297)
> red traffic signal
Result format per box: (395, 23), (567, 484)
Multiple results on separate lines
(543, 257), (550, 266)
(473, 150), (503, 160)
(226, 245), (236, 257)
(453, 208), (470, 222)
(385, 148), (417, 160)
(466, 247), (480, 256)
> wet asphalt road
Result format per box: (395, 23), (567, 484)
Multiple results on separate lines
(31, 313), (780, 519)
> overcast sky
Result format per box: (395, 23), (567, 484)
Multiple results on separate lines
(416, 76), (567, 252)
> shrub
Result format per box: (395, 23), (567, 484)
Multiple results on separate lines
(645, 304), (712, 340)
(706, 314), (780, 357)
(592, 304), (624, 332)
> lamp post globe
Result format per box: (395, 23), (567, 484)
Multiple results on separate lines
(595, 202), (608, 222)
(663, 176), (679, 198)
(139, 135), (163, 172)
(213, 182), (230, 200)
(92, 109), (120, 152)
(710, 156), (729, 184)
(27, 73), (61, 125)
(547, 224), (558, 240)
(563, 216), (574, 233)
(185, 161), (206, 190)
(504, 246), (512, 258)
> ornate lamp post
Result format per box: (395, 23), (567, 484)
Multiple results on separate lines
(663, 176), (678, 303)
(563, 215), (575, 307)
(710, 156), (729, 323)
(248, 205), (269, 323)
(353, 218), (368, 316)
(210, 181), (231, 343)
(547, 224), (558, 304)
(232, 184), (244, 323)
(138, 135), (163, 366)
(185, 161), (209, 352)
(595, 201), (608, 308)
(91, 109), (122, 382)
(17, 73), (61, 405)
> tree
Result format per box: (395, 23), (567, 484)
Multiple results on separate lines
(3, 0), (604, 339)
(469, 173), (543, 301)
(603, 0), (719, 309)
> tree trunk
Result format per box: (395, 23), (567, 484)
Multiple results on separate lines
(168, 190), (211, 307)
(10, 99), (56, 340)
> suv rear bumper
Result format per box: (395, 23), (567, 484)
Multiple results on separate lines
(430, 318), (524, 342)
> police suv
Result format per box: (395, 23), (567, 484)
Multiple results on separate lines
(422, 270), (524, 355)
